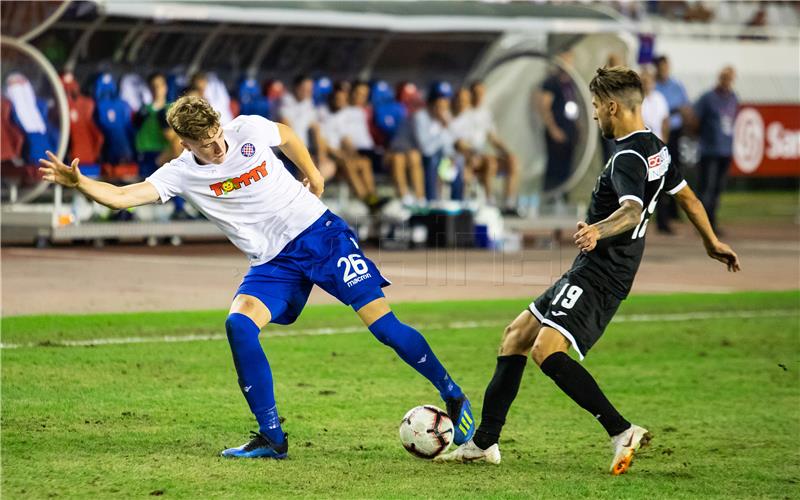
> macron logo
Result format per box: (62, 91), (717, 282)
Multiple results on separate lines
(551, 311), (568, 317)
(209, 161), (268, 196)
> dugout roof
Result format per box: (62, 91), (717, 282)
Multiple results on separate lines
(97, 0), (626, 33)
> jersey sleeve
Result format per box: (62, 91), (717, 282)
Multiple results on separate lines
(664, 157), (687, 195)
(145, 161), (184, 203)
(610, 152), (647, 207)
(242, 114), (282, 147)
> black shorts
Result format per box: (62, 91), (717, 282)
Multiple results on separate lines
(529, 270), (621, 360)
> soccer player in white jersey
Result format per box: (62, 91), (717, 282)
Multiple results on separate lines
(39, 96), (475, 459)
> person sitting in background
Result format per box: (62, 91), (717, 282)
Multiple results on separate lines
(134, 72), (188, 218)
(278, 75), (335, 181)
(262, 79), (285, 120)
(321, 83), (378, 210)
(692, 66), (738, 233)
(349, 81), (381, 171)
(134, 73), (170, 178)
(470, 81), (521, 215)
(450, 87), (495, 202)
(385, 82), (425, 206)
(397, 81), (425, 114)
(412, 81), (462, 202)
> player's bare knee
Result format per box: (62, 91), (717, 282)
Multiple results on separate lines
(531, 336), (569, 366)
(530, 343), (549, 366)
(499, 324), (533, 355)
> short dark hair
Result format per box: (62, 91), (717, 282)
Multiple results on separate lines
(189, 72), (207, 89)
(147, 72), (165, 87)
(589, 66), (643, 110)
(292, 74), (311, 88)
(654, 55), (668, 66)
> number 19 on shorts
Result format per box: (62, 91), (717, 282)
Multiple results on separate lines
(551, 283), (584, 309)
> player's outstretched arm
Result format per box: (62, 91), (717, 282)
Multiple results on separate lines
(38, 151), (160, 210)
(276, 123), (324, 198)
(574, 200), (641, 252)
(674, 185), (741, 272)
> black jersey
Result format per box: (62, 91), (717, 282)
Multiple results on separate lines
(571, 130), (687, 298)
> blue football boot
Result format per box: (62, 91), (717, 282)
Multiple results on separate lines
(446, 395), (475, 445)
(220, 431), (288, 459)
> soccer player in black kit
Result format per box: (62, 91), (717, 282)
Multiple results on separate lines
(437, 66), (741, 474)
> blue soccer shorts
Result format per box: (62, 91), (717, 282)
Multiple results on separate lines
(236, 210), (391, 325)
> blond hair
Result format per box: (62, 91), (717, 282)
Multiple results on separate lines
(166, 95), (220, 140)
(589, 66), (643, 110)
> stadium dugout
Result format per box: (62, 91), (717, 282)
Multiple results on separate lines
(3, 0), (633, 246)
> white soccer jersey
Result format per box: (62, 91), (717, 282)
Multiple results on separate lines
(321, 106), (374, 150)
(146, 115), (327, 266)
(449, 109), (475, 144)
(470, 104), (497, 152)
(278, 93), (317, 146)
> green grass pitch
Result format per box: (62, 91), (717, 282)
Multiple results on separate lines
(2, 291), (799, 498)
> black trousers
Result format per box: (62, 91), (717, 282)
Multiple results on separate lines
(697, 155), (731, 229)
(543, 135), (575, 192)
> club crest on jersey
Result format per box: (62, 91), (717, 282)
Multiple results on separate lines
(647, 146), (670, 181)
(209, 161), (268, 196)
(241, 143), (256, 157)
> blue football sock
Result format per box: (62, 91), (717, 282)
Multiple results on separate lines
(225, 313), (284, 444)
(368, 312), (463, 400)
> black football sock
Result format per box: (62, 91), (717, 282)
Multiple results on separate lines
(473, 355), (527, 450)
(540, 351), (630, 437)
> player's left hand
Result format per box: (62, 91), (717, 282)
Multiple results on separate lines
(706, 240), (741, 272)
(303, 175), (325, 198)
(574, 221), (599, 253)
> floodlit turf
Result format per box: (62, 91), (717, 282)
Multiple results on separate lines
(2, 291), (799, 498)
(718, 190), (799, 224)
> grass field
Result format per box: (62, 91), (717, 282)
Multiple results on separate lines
(2, 291), (799, 499)
(718, 190), (798, 224)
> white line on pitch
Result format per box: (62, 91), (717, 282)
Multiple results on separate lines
(1, 309), (796, 350)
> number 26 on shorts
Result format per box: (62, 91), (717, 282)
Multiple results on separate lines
(338, 254), (368, 282)
(551, 283), (584, 309)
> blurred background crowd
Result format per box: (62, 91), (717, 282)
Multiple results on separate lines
(0, 51), (748, 232)
(1, 0), (797, 246)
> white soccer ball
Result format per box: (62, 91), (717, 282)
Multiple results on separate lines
(399, 405), (454, 459)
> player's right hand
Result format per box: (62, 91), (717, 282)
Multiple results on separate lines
(706, 240), (741, 272)
(38, 151), (81, 188)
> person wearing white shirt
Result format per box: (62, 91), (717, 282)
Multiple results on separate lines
(639, 67), (670, 143)
(320, 84), (378, 208)
(411, 81), (465, 201)
(450, 87), (497, 203)
(38, 95), (476, 460)
(278, 75), (336, 181)
(471, 81), (521, 215)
